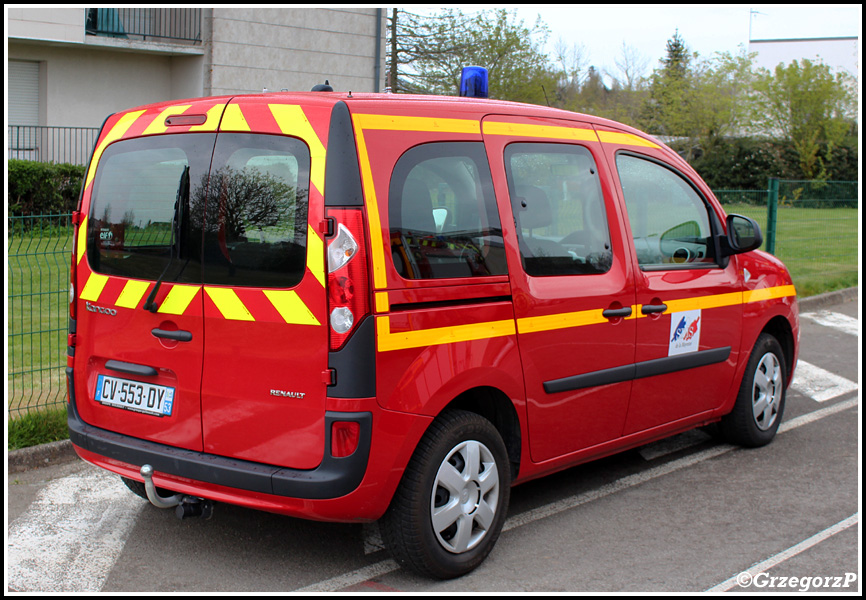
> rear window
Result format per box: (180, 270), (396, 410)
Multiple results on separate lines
(87, 133), (311, 288)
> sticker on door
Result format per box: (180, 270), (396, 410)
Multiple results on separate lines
(669, 310), (701, 356)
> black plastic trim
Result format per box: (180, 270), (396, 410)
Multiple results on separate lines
(328, 316), (376, 398)
(105, 360), (158, 378)
(324, 101), (364, 207)
(66, 372), (372, 499)
(544, 347), (731, 394)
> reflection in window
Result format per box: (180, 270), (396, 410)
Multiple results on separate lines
(505, 143), (612, 276)
(389, 143), (506, 280)
(616, 154), (715, 268)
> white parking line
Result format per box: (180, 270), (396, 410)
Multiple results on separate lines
(304, 397), (858, 592)
(706, 513), (859, 592)
(800, 311), (859, 336)
(7, 468), (144, 592)
(792, 360), (858, 402)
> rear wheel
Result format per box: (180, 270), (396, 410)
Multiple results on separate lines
(720, 333), (787, 447)
(380, 410), (511, 579)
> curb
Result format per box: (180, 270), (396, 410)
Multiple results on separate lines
(798, 287), (858, 312)
(7, 287), (858, 473)
(8, 438), (78, 474)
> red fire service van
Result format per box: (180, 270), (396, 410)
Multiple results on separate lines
(67, 68), (799, 579)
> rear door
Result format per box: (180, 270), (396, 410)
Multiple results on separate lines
(482, 115), (637, 462)
(75, 101), (225, 452)
(198, 98), (330, 469)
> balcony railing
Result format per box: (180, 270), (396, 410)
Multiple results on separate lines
(85, 8), (201, 43)
(8, 126), (100, 166)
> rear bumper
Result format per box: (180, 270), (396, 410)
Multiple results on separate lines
(66, 368), (370, 501)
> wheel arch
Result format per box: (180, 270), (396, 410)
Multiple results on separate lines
(761, 315), (796, 384)
(443, 386), (523, 480)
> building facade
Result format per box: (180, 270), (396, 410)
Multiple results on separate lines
(8, 7), (386, 164)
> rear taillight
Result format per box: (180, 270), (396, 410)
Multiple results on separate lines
(326, 208), (369, 351)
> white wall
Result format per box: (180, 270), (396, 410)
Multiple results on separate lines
(749, 37), (859, 78)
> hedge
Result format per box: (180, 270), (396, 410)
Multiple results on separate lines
(8, 160), (86, 216)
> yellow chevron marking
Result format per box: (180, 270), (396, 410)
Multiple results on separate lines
(79, 272), (109, 302)
(188, 103), (226, 132)
(77, 215), (88, 265)
(142, 105), (192, 136)
(204, 287), (255, 321)
(220, 104), (251, 132)
(115, 280), (150, 309)
(85, 110), (145, 190)
(268, 104), (326, 195)
(263, 290), (321, 326)
(307, 225), (325, 287)
(157, 285), (199, 316)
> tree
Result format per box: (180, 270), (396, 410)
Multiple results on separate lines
(750, 58), (857, 179)
(641, 30), (697, 138)
(388, 8), (559, 105)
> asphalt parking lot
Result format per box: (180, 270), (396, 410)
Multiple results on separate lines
(7, 289), (860, 593)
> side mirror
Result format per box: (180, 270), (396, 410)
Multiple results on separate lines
(723, 214), (763, 255)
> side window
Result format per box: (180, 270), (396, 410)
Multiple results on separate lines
(504, 143), (612, 276)
(389, 142), (506, 279)
(616, 154), (716, 269)
(202, 133), (311, 288)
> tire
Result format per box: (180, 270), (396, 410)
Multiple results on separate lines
(720, 333), (787, 447)
(380, 410), (511, 579)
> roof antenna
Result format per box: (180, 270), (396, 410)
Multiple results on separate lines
(311, 79), (334, 92)
(541, 85), (551, 107)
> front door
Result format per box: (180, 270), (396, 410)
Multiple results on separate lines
(482, 116), (637, 463)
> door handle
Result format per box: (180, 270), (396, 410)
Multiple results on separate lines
(602, 306), (632, 319)
(106, 360), (158, 377)
(641, 304), (668, 315)
(151, 328), (193, 342)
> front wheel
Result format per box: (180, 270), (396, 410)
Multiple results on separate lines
(720, 333), (787, 447)
(380, 410), (511, 579)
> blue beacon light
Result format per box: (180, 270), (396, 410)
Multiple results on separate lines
(459, 66), (489, 98)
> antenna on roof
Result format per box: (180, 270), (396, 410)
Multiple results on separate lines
(312, 79), (334, 92)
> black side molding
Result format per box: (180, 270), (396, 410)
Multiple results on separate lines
(544, 347), (731, 394)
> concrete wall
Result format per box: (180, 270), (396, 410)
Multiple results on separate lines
(208, 7), (385, 95)
(8, 40), (204, 128)
(6, 6), (86, 44)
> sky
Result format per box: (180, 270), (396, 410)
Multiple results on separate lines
(411, 4), (861, 81)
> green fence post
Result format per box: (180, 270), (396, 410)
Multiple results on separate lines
(766, 177), (779, 255)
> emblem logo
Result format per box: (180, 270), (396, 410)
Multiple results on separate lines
(85, 301), (117, 316)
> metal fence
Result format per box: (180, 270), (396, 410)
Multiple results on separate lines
(8, 126), (100, 166)
(85, 7), (202, 43)
(6, 180), (860, 419)
(8, 214), (74, 419)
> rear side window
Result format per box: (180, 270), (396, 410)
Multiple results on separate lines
(389, 142), (506, 280)
(87, 133), (311, 288)
(504, 143), (612, 276)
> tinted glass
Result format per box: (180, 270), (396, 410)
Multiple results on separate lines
(87, 133), (215, 283)
(87, 133), (311, 289)
(505, 143), (612, 276)
(201, 133), (310, 288)
(389, 142), (506, 279)
(616, 154), (716, 268)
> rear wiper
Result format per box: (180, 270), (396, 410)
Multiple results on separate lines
(144, 166), (189, 313)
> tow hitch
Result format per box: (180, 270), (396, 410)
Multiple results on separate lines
(140, 464), (214, 520)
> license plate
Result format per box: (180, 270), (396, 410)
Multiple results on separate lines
(96, 374), (175, 417)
